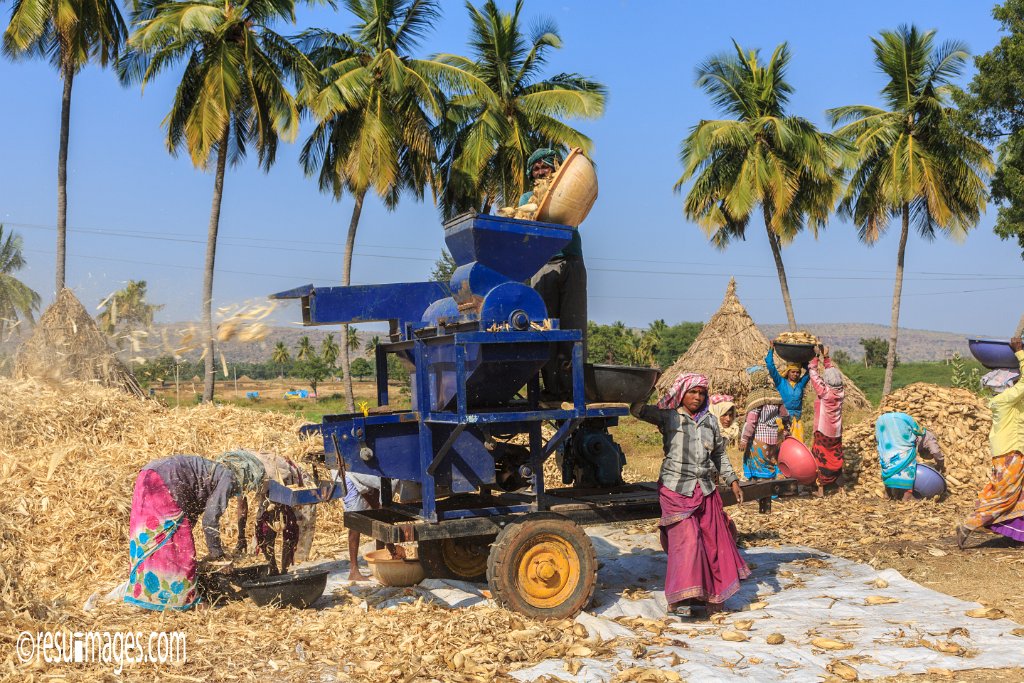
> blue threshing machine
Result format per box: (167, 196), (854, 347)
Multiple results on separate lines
(268, 213), (787, 618)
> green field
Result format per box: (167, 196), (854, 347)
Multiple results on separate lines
(839, 359), (987, 404)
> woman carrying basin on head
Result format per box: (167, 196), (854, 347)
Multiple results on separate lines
(957, 337), (1024, 548)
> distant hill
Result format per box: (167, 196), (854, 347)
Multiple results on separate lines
(0, 320), (983, 365)
(759, 323), (976, 362)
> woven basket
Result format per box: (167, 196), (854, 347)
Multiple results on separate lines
(535, 148), (598, 227)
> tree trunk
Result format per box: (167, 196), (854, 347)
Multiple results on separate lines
(882, 204), (910, 397)
(202, 125), (230, 403)
(763, 206), (798, 331)
(341, 190), (366, 413)
(55, 67), (74, 293)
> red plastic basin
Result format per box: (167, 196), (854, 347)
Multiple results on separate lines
(778, 437), (818, 485)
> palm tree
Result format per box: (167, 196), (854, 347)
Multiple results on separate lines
(346, 326), (360, 352)
(321, 332), (340, 368)
(677, 41), (847, 331)
(0, 225), (41, 338)
(298, 0), (458, 412)
(364, 334), (381, 355)
(119, 0), (317, 403)
(828, 25), (992, 396)
(272, 341), (290, 378)
(97, 280), (163, 337)
(296, 336), (314, 361)
(3, 0), (126, 292)
(435, 0), (607, 217)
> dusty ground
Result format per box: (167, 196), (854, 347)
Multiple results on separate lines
(609, 417), (1024, 683)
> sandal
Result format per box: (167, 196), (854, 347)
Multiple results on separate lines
(955, 525), (970, 550)
(667, 601), (693, 617)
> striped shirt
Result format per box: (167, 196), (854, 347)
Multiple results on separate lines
(742, 404), (789, 446)
(632, 405), (738, 495)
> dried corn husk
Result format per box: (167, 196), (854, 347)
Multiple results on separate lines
(844, 383), (993, 497)
(0, 378), (629, 681)
(864, 596), (900, 605)
(775, 331), (818, 345)
(966, 607), (1006, 620)
(721, 631), (748, 642)
(827, 660), (859, 681)
(811, 637), (851, 651)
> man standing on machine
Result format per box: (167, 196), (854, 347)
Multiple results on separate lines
(522, 148), (587, 401)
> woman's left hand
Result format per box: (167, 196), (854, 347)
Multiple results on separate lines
(731, 480), (744, 504)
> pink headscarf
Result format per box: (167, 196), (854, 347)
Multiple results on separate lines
(658, 372), (710, 412)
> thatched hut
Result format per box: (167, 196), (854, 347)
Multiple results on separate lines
(656, 278), (770, 405)
(655, 279), (871, 412)
(13, 289), (144, 397)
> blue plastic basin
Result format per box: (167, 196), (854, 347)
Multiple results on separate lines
(968, 338), (1018, 370)
(913, 463), (947, 499)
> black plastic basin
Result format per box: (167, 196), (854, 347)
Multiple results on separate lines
(584, 364), (661, 403)
(773, 342), (816, 365)
(241, 568), (329, 608)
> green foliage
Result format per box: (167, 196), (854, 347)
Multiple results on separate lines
(842, 359), (987, 405)
(272, 341), (290, 368)
(97, 280), (162, 338)
(297, 0), (447, 203)
(950, 352), (983, 394)
(133, 356), (204, 388)
(386, 355), (410, 384)
(296, 336), (314, 361)
(587, 321), (630, 365)
(651, 320), (703, 370)
(321, 333), (340, 369)
(0, 225), (41, 333)
(350, 357), (373, 379)
(3, 0), (126, 73)
(435, 0), (607, 217)
(956, 0), (1024, 258)
(431, 250), (457, 284)
(118, 0), (315, 171)
(830, 348), (852, 366)
(859, 337), (894, 368)
(677, 41), (846, 328)
(364, 335), (381, 355)
(828, 26), (992, 246)
(294, 354), (330, 399)
(587, 321), (672, 367)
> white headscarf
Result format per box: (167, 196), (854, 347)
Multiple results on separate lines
(982, 369), (1020, 394)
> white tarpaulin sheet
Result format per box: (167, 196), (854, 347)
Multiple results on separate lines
(325, 525), (1024, 681)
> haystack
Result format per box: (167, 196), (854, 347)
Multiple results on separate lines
(656, 279), (771, 405)
(655, 278), (872, 411)
(12, 288), (144, 397)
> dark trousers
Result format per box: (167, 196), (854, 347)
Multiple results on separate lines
(531, 256), (587, 400)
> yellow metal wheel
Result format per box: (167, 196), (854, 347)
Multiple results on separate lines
(439, 537), (491, 579)
(419, 535), (494, 582)
(516, 534), (580, 608)
(487, 513), (597, 619)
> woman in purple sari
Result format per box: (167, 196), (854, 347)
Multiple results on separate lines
(632, 372), (750, 616)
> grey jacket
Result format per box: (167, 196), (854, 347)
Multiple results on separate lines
(633, 405), (738, 495)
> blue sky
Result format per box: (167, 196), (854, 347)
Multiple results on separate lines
(1, 0), (1020, 338)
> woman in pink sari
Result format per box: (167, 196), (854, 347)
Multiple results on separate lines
(631, 372), (750, 616)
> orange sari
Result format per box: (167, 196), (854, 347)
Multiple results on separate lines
(963, 451), (1024, 531)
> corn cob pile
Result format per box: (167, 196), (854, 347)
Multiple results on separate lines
(843, 383), (992, 498)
